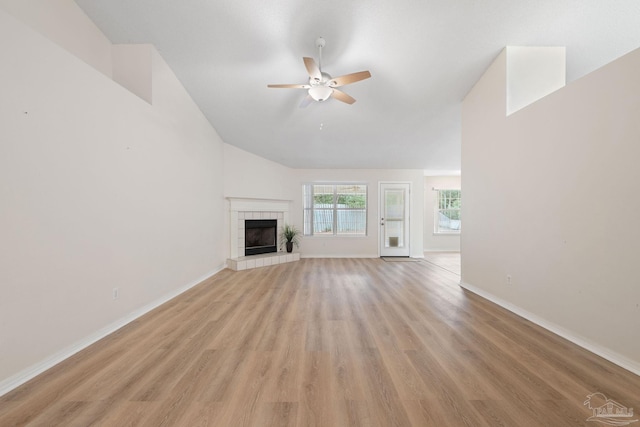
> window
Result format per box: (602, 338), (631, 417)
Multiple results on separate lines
(435, 189), (461, 233)
(303, 184), (367, 236)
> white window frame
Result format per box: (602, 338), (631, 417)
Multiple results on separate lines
(303, 183), (368, 237)
(434, 188), (461, 234)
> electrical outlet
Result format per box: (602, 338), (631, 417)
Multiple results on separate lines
(113, 288), (119, 300)
(506, 275), (512, 285)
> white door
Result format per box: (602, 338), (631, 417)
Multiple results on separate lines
(379, 182), (411, 257)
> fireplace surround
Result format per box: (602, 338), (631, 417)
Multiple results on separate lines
(244, 219), (277, 256)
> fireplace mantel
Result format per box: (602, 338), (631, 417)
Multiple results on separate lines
(227, 197), (291, 213)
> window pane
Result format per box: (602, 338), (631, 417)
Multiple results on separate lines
(313, 209), (334, 234)
(336, 209), (366, 235)
(336, 184), (367, 208)
(435, 189), (461, 233)
(313, 185), (334, 206)
(336, 184), (367, 235)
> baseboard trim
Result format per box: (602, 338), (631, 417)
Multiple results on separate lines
(0, 266), (225, 398)
(299, 255), (425, 259)
(459, 281), (640, 377)
(300, 254), (379, 259)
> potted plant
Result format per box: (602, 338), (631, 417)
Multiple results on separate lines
(279, 224), (300, 253)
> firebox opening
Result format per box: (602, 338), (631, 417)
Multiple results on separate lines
(245, 219), (277, 256)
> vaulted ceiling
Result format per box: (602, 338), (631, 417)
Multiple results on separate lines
(75, 0), (640, 171)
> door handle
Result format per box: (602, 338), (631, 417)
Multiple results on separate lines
(380, 218), (384, 226)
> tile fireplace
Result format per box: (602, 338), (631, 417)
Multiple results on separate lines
(226, 198), (299, 271)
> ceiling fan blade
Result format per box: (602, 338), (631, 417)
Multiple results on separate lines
(299, 95), (313, 108)
(267, 84), (310, 89)
(303, 57), (322, 82)
(331, 89), (356, 105)
(328, 70), (371, 87)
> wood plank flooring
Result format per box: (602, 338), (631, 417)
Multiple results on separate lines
(423, 252), (461, 276)
(1, 258), (639, 426)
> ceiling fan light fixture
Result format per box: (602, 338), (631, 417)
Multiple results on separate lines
(308, 86), (333, 102)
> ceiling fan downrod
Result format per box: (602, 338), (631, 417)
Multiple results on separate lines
(316, 37), (325, 74)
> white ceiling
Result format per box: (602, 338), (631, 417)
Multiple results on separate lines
(75, 0), (640, 171)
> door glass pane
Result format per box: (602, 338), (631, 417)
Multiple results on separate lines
(384, 189), (405, 248)
(385, 190), (405, 219)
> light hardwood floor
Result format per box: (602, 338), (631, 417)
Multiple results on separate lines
(1, 258), (638, 426)
(422, 252), (461, 276)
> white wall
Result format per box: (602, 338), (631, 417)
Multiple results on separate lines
(462, 47), (640, 373)
(0, 7), (226, 392)
(506, 46), (566, 115)
(423, 175), (461, 252)
(0, 0), (113, 77)
(112, 44), (153, 103)
(293, 169), (424, 258)
(223, 143), (296, 201)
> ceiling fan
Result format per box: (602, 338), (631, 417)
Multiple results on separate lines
(268, 37), (371, 106)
